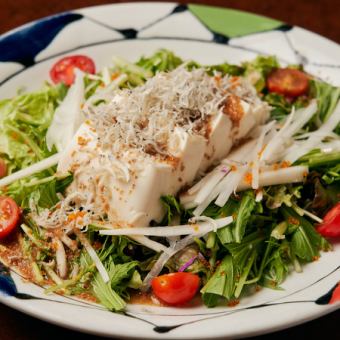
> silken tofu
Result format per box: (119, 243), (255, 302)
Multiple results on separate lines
(57, 67), (269, 227)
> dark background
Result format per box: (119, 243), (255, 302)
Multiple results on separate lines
(0, 0), (339, 339)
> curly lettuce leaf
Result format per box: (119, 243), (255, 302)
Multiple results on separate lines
(136, 49), (183, 74)
(311, 80), (340, 129)
(242, 55), (279, 91)
(0, 83), (67, 173)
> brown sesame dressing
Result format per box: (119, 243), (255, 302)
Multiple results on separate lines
(144, 144), (158, 156)
(0, 232), (34, 282)
(163, 155), (180, 168)
(204, 152), (212, 160)
(136, 117), (149, 130)
(222, 94), (245, 127)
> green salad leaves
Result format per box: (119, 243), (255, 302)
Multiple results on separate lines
(0, 49), (339, 311)
(0, 83), (67, 173)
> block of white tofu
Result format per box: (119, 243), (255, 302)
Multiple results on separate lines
(58, 124), (207, 227)
(198, 112), (233, 173)
(57, 67), (270, 227)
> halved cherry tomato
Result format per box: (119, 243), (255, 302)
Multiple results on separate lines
(152, 272), (200, 305)
(267, 68), (309, 97)
(317, 202), (340, 238)
(50, 55), (96, 86)
(0, 158), (7, 178)
(0, 196), (20, 239)
(330, 283), (340, 304)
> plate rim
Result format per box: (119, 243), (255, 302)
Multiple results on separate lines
(0, 2), (339, 339)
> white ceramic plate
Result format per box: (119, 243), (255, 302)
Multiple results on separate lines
(0, 2), (339, 338)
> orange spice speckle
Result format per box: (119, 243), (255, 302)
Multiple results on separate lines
(214, 74), (222, 87)
(70, 163), (80, 172)
(230, 76), (240, 89)
(67, 211), (86, 222)
(288, 216), (300, 225)
(111, 72), (119, 81)
(244, 172), (253, 185)
(76, 293), (98, 303)
(280, 160), (291, 168)
(227, 299), (240, 307)
(10, 131), (19, 140)
(231, 165), (237, 171)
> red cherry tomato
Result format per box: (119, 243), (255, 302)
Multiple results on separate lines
(151, 272), (200, 305)
(50, 55), (96, 86)
(0, 197), (20, 239)
(317, 202), (340, 238)
(0, 158), (7, 178)
(330, 283), (340, 304)
(267, 68), (309, 97)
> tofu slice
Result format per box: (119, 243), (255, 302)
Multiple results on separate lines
(199, 111), (233, 173)
(57, 71), (269, 228)
(57, 124), (207, 227)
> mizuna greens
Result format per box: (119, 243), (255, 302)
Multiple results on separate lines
(0, 50), (339, 311)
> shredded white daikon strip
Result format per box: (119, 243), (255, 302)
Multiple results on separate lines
(194, 166), (229, 205)
(251, 121), (276, 189)
(191, 167), (246, 214)
(141, 217), (232, 290)
(182, 165), (307, 209)
(189, 216), (221, 232)
(55, 239), (67, 279)
(187, 170), (215, 195)
(83, 74), (128, 109)
(42, 262), (63, 285)
(237, 166), (308, 191)
(46, 69), (85, 152)
(60, 234), (78, 251)
(70, 263), (79, 279)
(101, 67), (111, 86)
(141, 251), (173, 291)
(284, 100), (340, 163)
(282, 101), (317, 138)
(215, 167), (248, 207)
(99, 217), (232, 237)
(300, 209), (323, 223)
(226, 139), (258, 162)
(255, 189), (263, 202)
(294, 131), (339, 140)
(261, 101), (317, 162)
(0, 153), (61, 188)
(129, 235), (170, 253)
(75, 230), (109, 283)
(318, 140), (340, 153)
